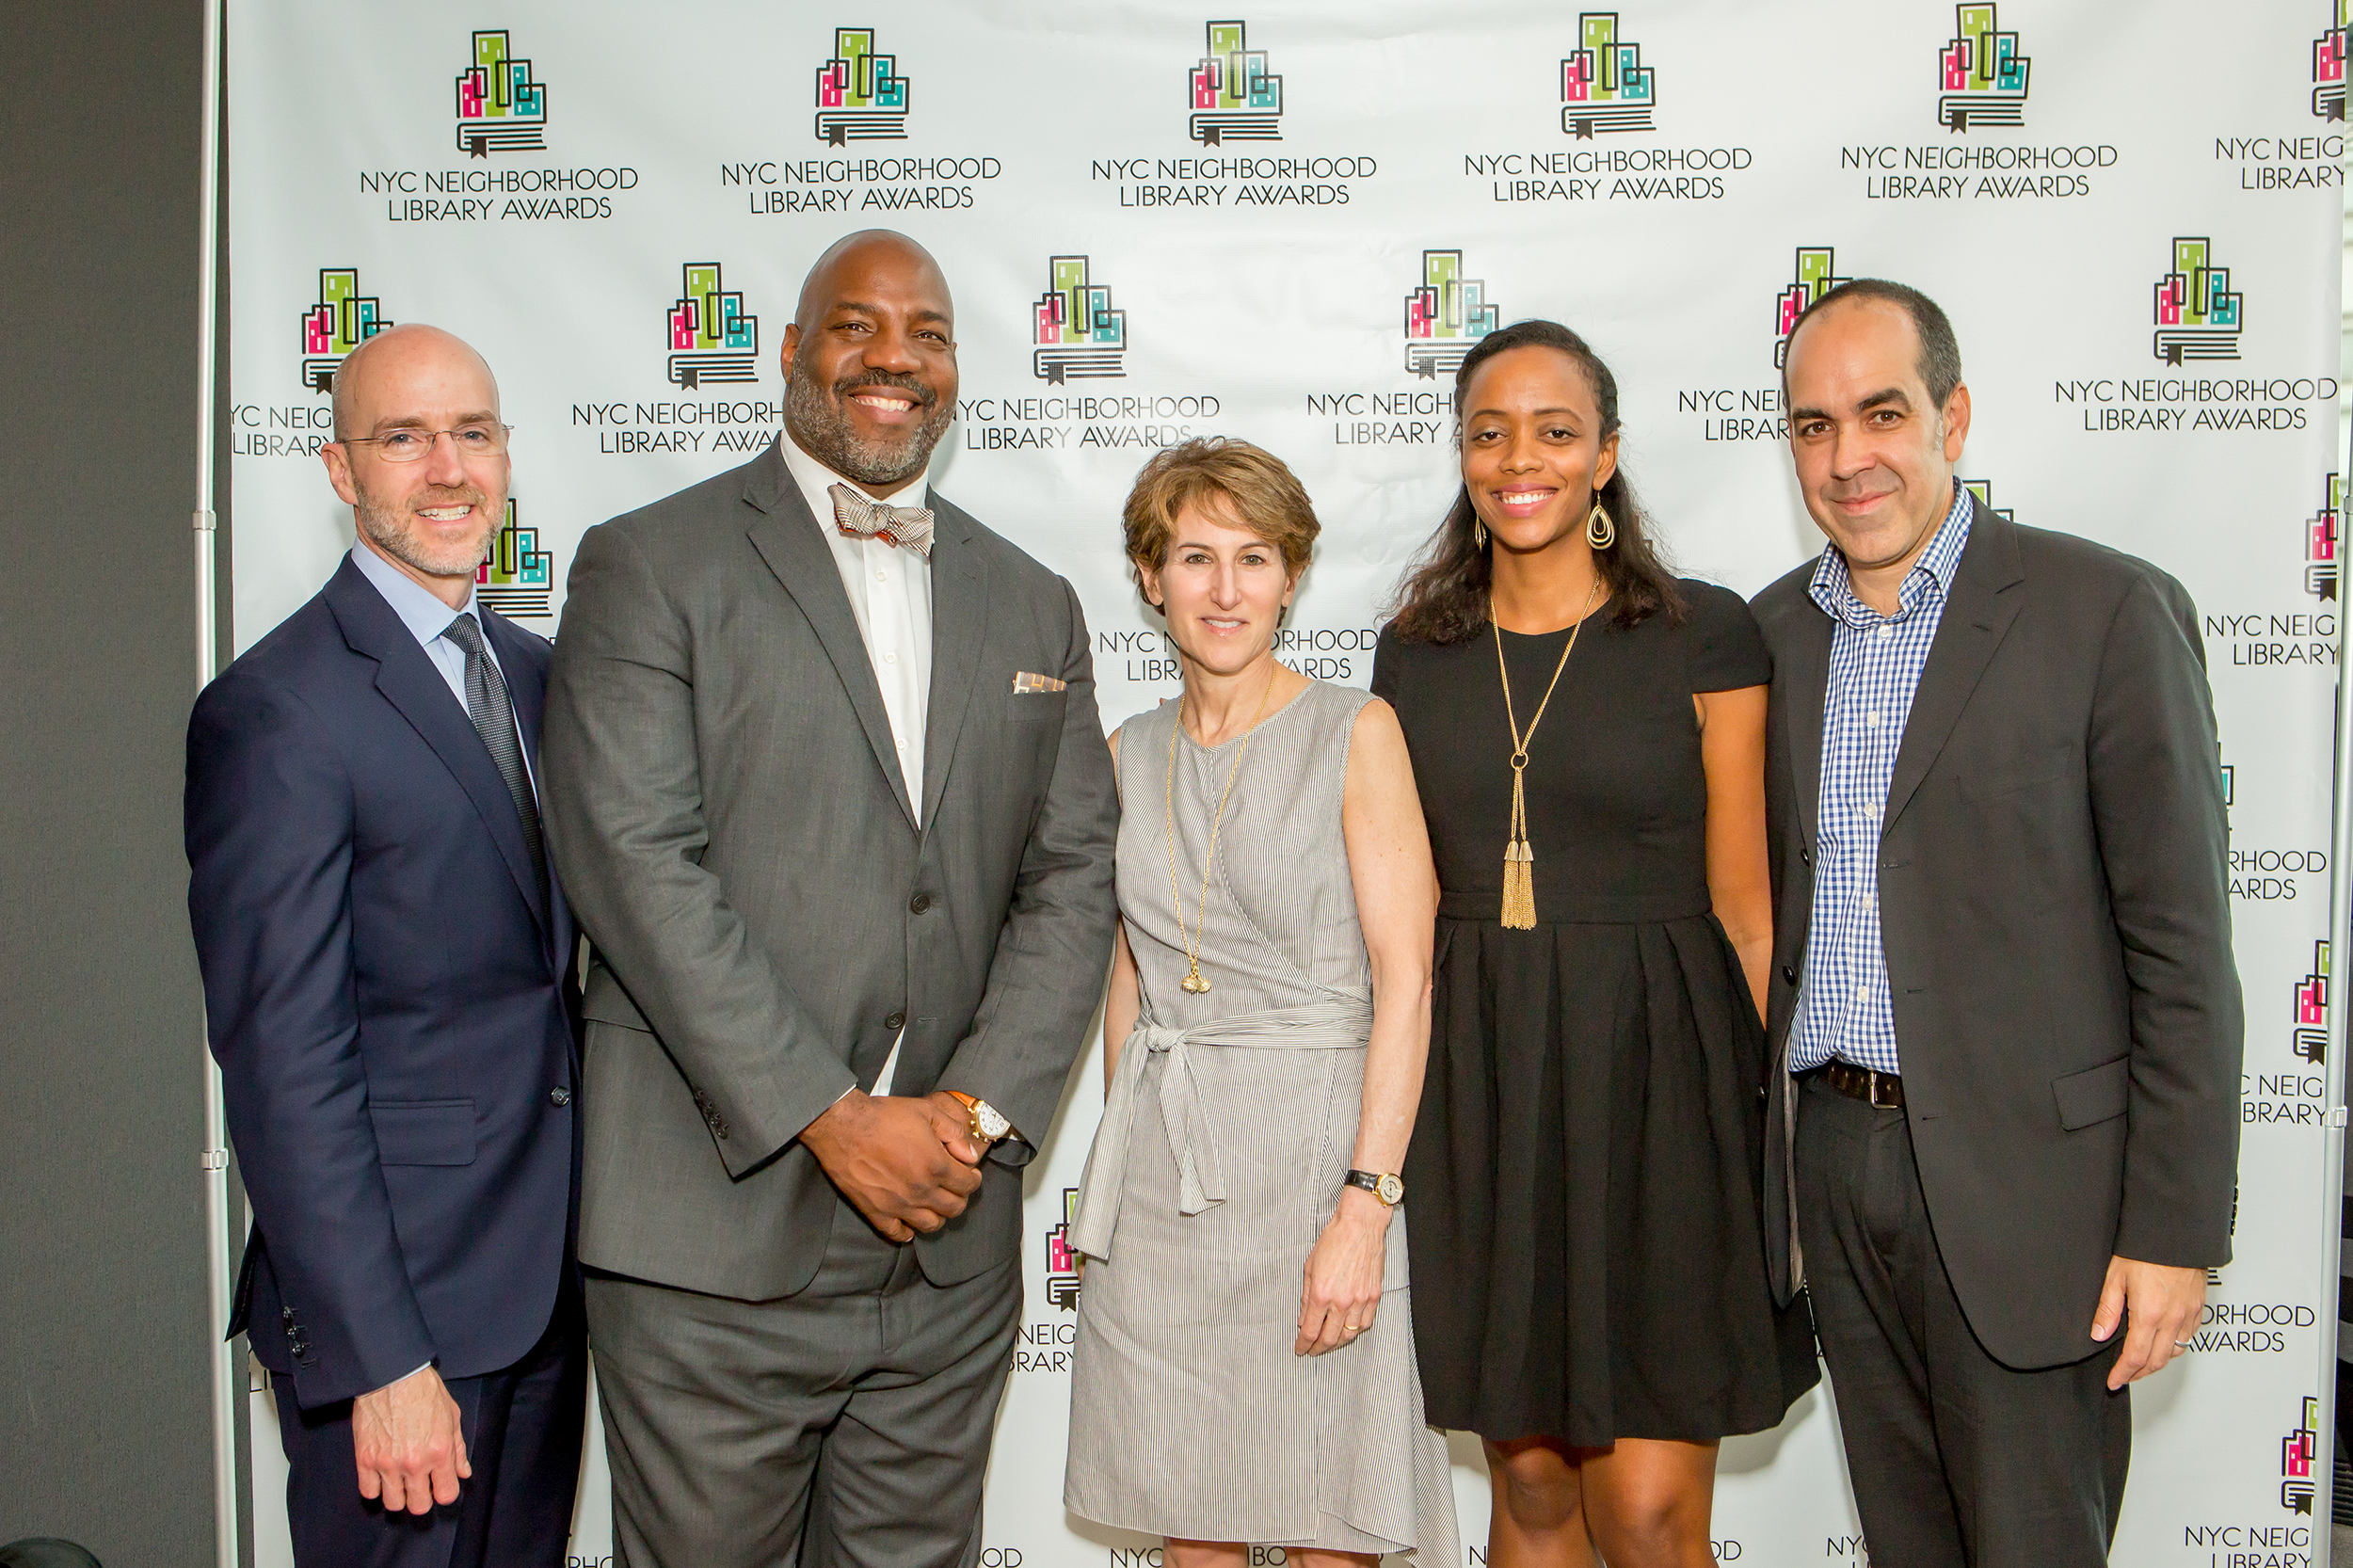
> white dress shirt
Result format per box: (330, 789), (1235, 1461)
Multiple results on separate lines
(776, 432), (933, 1096)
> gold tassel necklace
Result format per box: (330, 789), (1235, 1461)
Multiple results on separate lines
(1492, 577), (1603, 930)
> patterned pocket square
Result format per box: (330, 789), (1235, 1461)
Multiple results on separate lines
(1012, 671), (1067, 695)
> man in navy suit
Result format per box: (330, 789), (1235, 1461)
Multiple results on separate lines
(186, 324), (584, 1566)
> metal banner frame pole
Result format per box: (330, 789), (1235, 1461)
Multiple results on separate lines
(2315, 408), (2353, 1564)
(194, 0), (241, 1563)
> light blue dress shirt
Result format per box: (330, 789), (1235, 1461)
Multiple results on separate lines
(347, 543), (535, 795)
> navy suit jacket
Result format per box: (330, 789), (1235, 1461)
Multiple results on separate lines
(186, 554), (579, 1409)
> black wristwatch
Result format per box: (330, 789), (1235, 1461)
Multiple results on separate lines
(1344, 1169), (1405, 1207)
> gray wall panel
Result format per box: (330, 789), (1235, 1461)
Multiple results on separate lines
(0, 1), (223, 1562)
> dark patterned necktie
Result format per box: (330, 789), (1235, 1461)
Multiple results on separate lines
(443, 614), (544, 887)
(829, 482), (935, 559)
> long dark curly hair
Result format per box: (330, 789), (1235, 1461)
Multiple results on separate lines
(1385, 319), (1684, 645)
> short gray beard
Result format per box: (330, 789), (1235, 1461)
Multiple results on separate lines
(353, 479), (496, 583)
(783, 353), (952, 489)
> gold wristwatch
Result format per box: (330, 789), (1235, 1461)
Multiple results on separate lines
(946, 1091), (1011, 1144)
(1344, 1169), (1405, 1207)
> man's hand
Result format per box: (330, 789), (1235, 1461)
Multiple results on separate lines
(352, 1365), (469, 1513)
(2090, 1254), (2207, 1390)
(801, 1089), (984, 1242)
(923, 1090), (988, 1167)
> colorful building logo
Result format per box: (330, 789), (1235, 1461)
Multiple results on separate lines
(298, 268), (392, 392)
(665, 264), (760, 390)
(2316, 1), (2348, 120)
(476, 500), (552, 619)
(1960, 479), (2012, 522)
(454, 29), (548, 156)
(1045, 1187), (1081, 1311)
(1773, 247), (1850, 370)
(2282, 1395), (2319, 1513)
(1189, 21), (1283, 145)
(1032, 257), (1128, 384)
(1562, 13), (1657, 136)
(2295, 941), (2329, 1065)
(1403, 249), (1499, 379)
(2153, 238), (2243, 365)
(2310, 473), (2340, 601)
(816, 28), (909, 145)
(1937, 6), (2029, 132)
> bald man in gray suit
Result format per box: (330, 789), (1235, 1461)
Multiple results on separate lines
(542, 231), (1118, 1568)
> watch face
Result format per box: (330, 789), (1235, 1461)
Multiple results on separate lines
(1377, 1173), (1405, 1206)
(974, 1102), (1011, 1140)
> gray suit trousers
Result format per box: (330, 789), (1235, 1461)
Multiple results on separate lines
(584, 1202), (1021, 1568)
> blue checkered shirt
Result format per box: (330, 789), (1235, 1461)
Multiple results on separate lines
(1787, 484), (1973, 1077)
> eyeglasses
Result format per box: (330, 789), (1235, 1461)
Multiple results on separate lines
(338, 423), (512, 462)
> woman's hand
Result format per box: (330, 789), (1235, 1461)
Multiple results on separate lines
(1295, 1186), (1392, 1355)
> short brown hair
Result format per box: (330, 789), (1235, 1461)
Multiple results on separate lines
(1122, 437), (1319, 584)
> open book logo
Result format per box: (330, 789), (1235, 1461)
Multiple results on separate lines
(815, 27), (910, 145)
(454, 29), (548, 157)
(665, 264), (760, 390)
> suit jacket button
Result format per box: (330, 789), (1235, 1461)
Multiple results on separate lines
(1801, 846), (1811, 865)
(909, 893), (933, 914)
(550, 1085), (572, 1107)
(884, 1012), (906, 1032)
(1781, 965), (1797, 984)
(280, 1308), (296, 1325)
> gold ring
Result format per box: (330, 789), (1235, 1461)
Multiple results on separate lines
(1344, 1324), (1362, 1335)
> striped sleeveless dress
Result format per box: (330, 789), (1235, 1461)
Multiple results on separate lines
(1064, 680), (1459, 1560)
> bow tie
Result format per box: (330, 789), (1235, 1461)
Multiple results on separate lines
(829, 483), (934, 560)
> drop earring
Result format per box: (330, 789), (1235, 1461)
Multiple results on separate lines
(1474, 518), (1488, 549)
(1586, 502), (1616, 551)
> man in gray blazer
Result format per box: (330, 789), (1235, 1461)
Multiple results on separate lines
(1754, 279), (2240, 1567)
(542, 230), (1118, 1568)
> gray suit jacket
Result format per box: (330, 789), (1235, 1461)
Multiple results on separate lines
(542, 437), (1119, 1299)
(1755, 496), (2241, 1369)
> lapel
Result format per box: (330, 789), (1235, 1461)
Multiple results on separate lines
(1883, 497), (2027, 829)
(323, 558), (552, 941)
(920, 497), (989, 834)
(1777, 584), (1833, 855)
(740, 439), (918, 829)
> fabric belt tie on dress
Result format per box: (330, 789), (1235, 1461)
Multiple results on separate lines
(1067, 998), (1373, 1261)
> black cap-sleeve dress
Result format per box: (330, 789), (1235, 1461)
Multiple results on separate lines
(1371, 580), (1819, 1445)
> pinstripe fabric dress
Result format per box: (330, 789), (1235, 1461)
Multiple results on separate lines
(1064, 680), (1460, 1560)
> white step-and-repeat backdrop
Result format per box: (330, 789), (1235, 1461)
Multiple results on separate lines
(225, 2), (2345, 1562)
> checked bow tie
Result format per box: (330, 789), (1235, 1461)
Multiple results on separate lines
(829, 482), (934, 560)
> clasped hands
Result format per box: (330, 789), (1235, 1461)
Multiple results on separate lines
(802, 1088), (990, 1243)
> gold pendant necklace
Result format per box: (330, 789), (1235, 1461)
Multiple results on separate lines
(1163, 662), (1280, 995)
(1492, 577), (1604, 931)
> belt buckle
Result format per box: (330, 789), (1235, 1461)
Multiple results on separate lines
(1868, 1070), (1901, 1109)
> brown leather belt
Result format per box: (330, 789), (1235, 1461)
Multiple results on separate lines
(1815, 1060), (1905, 1110)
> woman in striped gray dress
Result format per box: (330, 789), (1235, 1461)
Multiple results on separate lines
(1064, 437), (1459, 1568)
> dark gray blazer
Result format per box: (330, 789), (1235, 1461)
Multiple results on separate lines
(542, 437), (1119, 1300)
(1754, 496), (2241, 1369)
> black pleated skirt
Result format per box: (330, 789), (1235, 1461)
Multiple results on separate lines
(1404, 913), (1820, 1446)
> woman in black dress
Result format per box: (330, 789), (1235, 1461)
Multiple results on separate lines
(1371, 320), (1816, 1568)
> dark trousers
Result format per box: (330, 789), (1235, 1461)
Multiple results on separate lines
(584, 1202), (1022, 1568)
(273, 1281), (587, 1568)
(1796, 1073), (2130, 1568)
